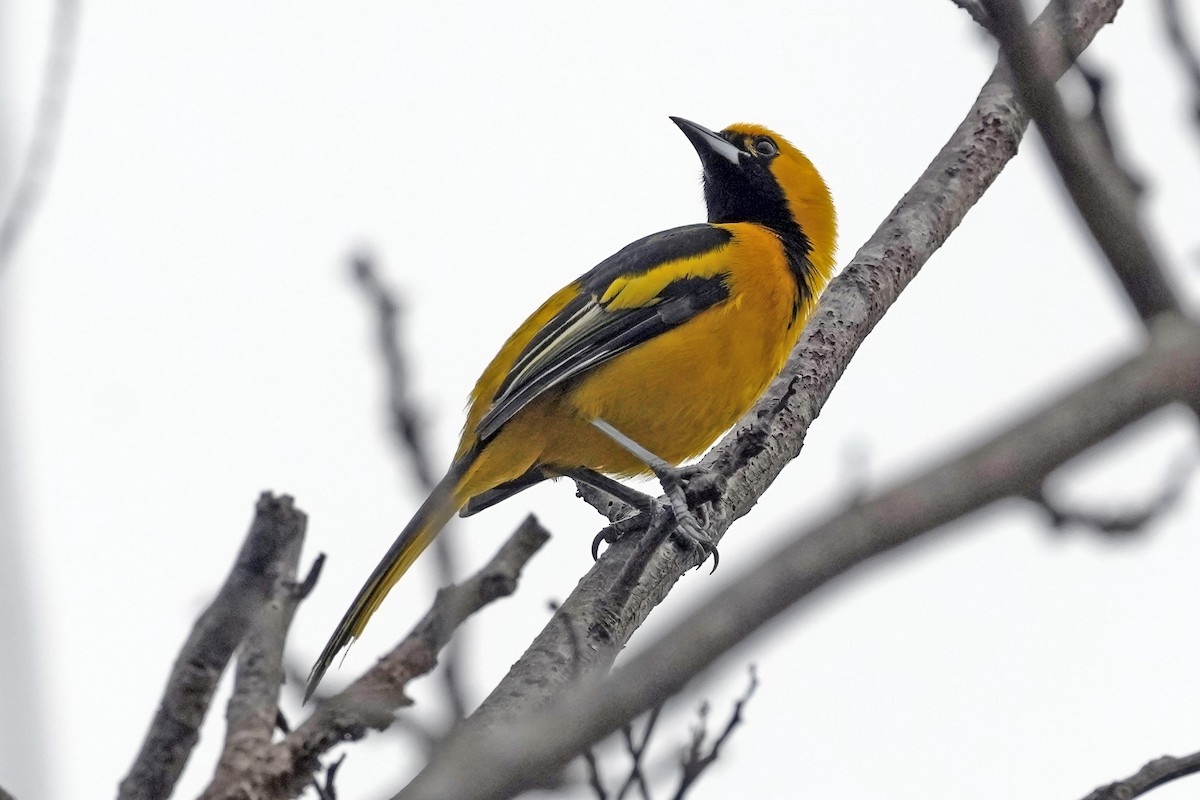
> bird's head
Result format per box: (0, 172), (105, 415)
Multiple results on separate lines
(671, 117), (836, 280)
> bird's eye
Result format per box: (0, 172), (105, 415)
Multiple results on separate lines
(752, 138), (778, 157)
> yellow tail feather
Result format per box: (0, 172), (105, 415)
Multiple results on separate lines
(304, 459), (470, 700)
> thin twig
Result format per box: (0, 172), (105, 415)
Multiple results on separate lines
(396, 315), (1200, 800)
(310, 754), (346, 800)
(672, 667), (757, 800)
(264, 515), (549, 799)
(1026, 455), (1195, 537)
(0, 0), (80, 269)
(350, 254), (439, 491)
(615, 705), (662, 800)
(582, 749), (608, 800)
(0, 783), (15, 800)
(1080, 750), (1200, 799)
(350, 253), (469, 722)
(117, 493), (308, 800)
(982, 0), (1181, 322)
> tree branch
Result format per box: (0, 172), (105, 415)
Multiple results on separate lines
(0, 0), (80, 269)
(672, 667), (757, 800)
(1080, 749), (1200, 799)
(452, 0), (1124, 738)
(982, 0), (1181, 322)
(117, 493), (308, 800)
(249, 514), (549, 800)
(350, 253), (440, 492)
(398, 313), (1200, 800)
(201, 551), (325, 799)
(1025, 454), (1194, 536)
(614, 705), (661, 800)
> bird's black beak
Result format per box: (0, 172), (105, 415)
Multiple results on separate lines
(670, 116), (742, 166)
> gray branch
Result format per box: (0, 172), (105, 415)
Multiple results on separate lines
(351, 253), (440, 492)
(209, 514), (550, 800)
(671, 667), (758, 799)
(398, 313), (1200, 800)
(201, 548), (324, 799)
(117, 493), (308, 800)
(982, 0), (1182, 322)
(1025, 455), (1194, 537)
(1080, 749), (1200, 799)
(0, 0), (80, 269)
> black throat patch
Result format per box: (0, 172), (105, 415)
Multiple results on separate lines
(700, 150), (815, 317)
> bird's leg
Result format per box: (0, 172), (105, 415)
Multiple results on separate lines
(563, 465), (657, 521)
(587, 418), (719, 569)
(560, 466), (670, 559)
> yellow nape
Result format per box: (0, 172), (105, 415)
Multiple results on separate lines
(723, 122), (837, 280)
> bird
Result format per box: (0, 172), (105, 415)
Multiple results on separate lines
(305, 117), (836, 700)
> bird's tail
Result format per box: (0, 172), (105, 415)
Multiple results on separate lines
(305, 453), (476, 701)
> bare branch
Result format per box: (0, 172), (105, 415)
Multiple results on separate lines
(1080, 750), (1200, 799)
(118, 493), (308, 800)
(201, 550), (325, 799)
(1160, 0), (1200, 141)
(261, 515), (549, 799)
(350, 253), (439, 491)
(0, 0), (80, 269)
(1025, 455), (1195, 536)
(982, 0), (1182, 322)
(614, 705), (661, 800)
(582, 749), (608, 800)
(0, 783), (16, 800)
(310, 754), (346, 800)
(397, 315), (1200, 800)
(451, 0), (1125, 740)
(672, 667), (757, 800)
(1073, 62), (1145, 195)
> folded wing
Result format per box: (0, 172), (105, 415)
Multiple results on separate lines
(475, 224), (734, 441)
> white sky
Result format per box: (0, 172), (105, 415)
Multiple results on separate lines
(2, 2), (1200, 799)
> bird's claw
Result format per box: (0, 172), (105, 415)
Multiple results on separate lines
(589, 498), (717, 571)
(670, 510), (720, 573)
(591, 525), (620, 561)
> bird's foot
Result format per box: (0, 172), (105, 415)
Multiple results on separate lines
(587, 419), (722, 571)
(589, 488), (664, 560)
(647, 463), (719, 572)
(589, 495), (717, 570)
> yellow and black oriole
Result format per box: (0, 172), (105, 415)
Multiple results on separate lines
(306, 117), (836, 699)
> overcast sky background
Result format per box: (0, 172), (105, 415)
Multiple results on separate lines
(2, 2), (1200, 799)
